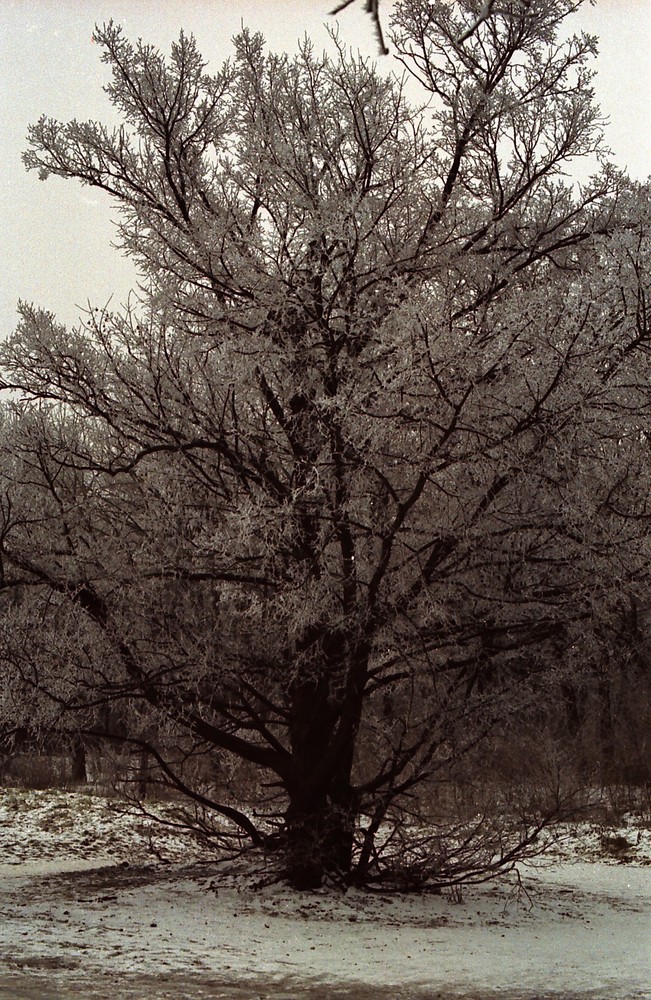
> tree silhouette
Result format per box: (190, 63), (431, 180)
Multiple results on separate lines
(1, 3), (648, 891)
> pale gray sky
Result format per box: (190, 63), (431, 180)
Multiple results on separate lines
(1, 0), (649, 337)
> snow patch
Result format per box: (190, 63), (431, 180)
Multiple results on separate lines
(0, 788), (649, 998)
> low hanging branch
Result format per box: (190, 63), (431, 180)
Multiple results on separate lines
(84, 729), (265, 845)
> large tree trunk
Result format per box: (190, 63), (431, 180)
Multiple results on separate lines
(284, 647), (364, 888)
(284, 783), (357, 889)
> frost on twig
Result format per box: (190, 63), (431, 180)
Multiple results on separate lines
(456, 1), (532, 44)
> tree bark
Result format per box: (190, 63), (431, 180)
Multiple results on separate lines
(70, 735), (88, 784)
(284, 653), (362, 888)
(284, 785), (357, 889)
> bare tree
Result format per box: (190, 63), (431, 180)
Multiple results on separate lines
(0, 3), (649, 889)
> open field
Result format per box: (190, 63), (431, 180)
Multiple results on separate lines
(0, 788), (650, 999)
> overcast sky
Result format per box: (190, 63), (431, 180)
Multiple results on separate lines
(1, 0), (649, 338)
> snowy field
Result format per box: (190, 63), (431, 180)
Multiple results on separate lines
(0, 788), (649, 999)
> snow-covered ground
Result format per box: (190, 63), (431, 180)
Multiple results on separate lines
(0, 788), (649, 999)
